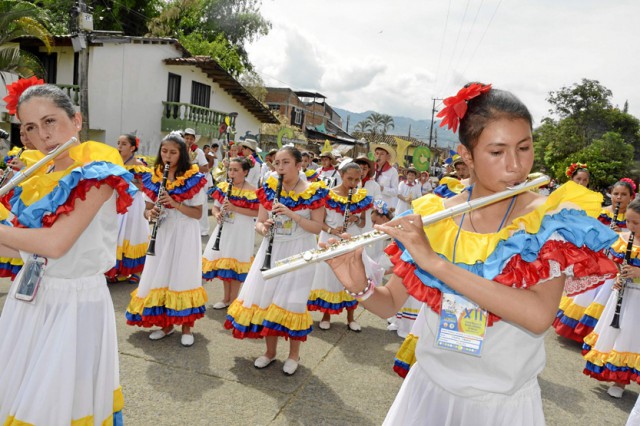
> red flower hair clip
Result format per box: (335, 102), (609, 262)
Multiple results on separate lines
(619, 177), (637, 198)
(437, 83), (492, 133)
(3, 76), (45, 116)
(135, 136), (140, 149)
(565, 162), (588, 179)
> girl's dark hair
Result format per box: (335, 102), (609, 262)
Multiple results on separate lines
(18, 84), (75, 119)
(231, 157), (251, 174)
(613, 179), (635, 197)
(278, 146), (302, 163)
(154, 133), (192, 176)
(339, 162), (361, 175)
(628, 198), (640, 214)
(121, 133), (138, 152)
(459, 86), (533, 151)
(571, 168), (589, 178)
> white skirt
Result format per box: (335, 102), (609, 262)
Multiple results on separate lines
(394, 295), (422, 338)
(0, 273), (121, 425)
(384, 361), (544, 425)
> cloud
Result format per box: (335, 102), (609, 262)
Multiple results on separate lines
(277, 28), (325, 90)
(321, 59), (386, 93)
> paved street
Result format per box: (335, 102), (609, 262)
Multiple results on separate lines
(0, 213), (637, 424)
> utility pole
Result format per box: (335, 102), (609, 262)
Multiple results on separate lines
(428, 97), (443, 148)
(72, 0), (92, 142)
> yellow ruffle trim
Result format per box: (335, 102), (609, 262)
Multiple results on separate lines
(0, 205), (9, 222)
(609, 232), (640, 260)
(600, 207), (627, 223)
(413, 180), (603, 265)
(19, 149), (45, 168)
(202, 257), (253, 274)
(126, 286), (208, 315)
(583, 302), (605, 320)
(150, 164), (200, 190)
(126, 164), (150, 174)
(0, 256), (23, 267)
(328, 187), (369, 204)
(437, 176), (466, 194)
(16, 142), (124, 206)
(561, 301), (587, 321)
(559, 295), (572, 311)
(3, 387), (123, 426)
(216, 181), (259, 200)
(264, 175), (327, 200)
(395, 333), (418, 368)
(583, 334), (640, 370)
(308, 289), (356, 304)
(227, 300), (313, 331)
(116, 240), (149, 261)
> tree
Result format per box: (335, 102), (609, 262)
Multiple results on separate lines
(354, 121), (369, 133)
(365, 112), (384, 142)
(238, 69), (266, 103)
(380, 114), (394, 137)
(0, 0), (52, 82)
(547, 79), (612, 119)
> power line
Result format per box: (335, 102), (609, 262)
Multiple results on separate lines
(430, 0), (453, 100)
(452, 0), (486, 74)
(460, 0), (504, 78)
(439, 0), (471, 95)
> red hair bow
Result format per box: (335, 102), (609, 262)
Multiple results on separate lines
(437, 83), (492, 134)
(3, 76), (45, 116)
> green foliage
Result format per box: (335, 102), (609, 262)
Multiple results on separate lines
(180, 33), (245, 77)
(563, 132), (634, 190)
(0, 0), (52, 80)
(535, 79), (640, 190)
(238, 69), (266, 103)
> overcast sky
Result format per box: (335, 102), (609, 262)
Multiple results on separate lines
(246, 0), (640, 126)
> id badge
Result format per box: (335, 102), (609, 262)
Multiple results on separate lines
(275, 215), (295, 236)
(435, 293), (487, 357)
(15, 255), (47, 303)
(223, 211), (235, 224)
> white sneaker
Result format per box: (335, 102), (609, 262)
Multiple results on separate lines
(212, 301), (229, 310)
(254, 355), (275, 369)
(348, 321), (362, 332)
(181, 333), (195, 347)
(283, 358), (299, 376)
(318, 320), (331, 330)
(149, 328), (174, 340)
(387, 323), (399, 331)
(607, 385), (624, 398)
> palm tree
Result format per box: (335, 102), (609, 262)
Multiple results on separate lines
(365, 112), (384, 142)
(354, 121), (370, 133)
(380, 114), (394, 138)
(0, 0), (52, 84)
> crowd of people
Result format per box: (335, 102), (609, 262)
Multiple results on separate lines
(0, 78), (638, 425)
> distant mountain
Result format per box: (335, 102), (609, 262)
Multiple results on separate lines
(332, 107), (458, 149)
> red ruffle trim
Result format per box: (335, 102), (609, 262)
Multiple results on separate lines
(583, 368), (639, 385)
(551, 318), (585, 343)
(0, 189), (14, 210)
(127, 313), (204, 328)
(393, 365), (409, 379)
(212, 190), (259, 210)
(325, 204), (370, 215)
(142, 176), (207, 207)
(223, 319), (308, 341)
(12, 176), (133, 228)
(386, 239), (617, 327)
(257, 188), (325, 211)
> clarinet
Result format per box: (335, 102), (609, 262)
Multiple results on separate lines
(341, 188), (353, 233)
(0, 147), (25, 188)
(261, 174), (284, 271)
(611, 202), (621, 230)
(146, 163), (170, 256)
(212, 178), (233, 251)
(611, 232), (635, 328)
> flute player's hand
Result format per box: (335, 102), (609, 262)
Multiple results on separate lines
(322, 237), (368, 294)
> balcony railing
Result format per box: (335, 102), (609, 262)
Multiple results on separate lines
(55, 84), (80, 106)
(161, 102), (233, 138)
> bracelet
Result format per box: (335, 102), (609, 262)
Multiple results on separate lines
(345, 278), (376, 301)
(327, 227), (333, 234)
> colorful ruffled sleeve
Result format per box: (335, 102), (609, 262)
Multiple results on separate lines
(305, 169), (319, 182)
(0, 218), (23, 280)
(212, 181), (259, 210)
(386, 181), (619, 327)
(257, 175), (328, 211)
(141, 165), (207, 207)
(433, 176), (466, 198)
(326, 188), (373, 214)
(597, 208), (627, 230)
(607, 233), (640, 266)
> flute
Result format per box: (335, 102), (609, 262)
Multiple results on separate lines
(261, 174), (551, 280)
(610, 232), (635, 328)
(146, 163), (170, 256)
(341, 188), (353, 233)
(0, 137), (77, 197)
(212, 178), (233, 251)
(261, 174), (284, 271)
(0, 147), (25, 188)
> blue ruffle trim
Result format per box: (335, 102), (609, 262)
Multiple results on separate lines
(211, 186), (259, 206)
(584, 360), (640, 378)
(225, 316), (313, 339)
(307, 297), (358, 312)
(125, 305), (206, 322)
(141, 170), (206, 198)
(397, 208), (618, 295)
(578, 314), (598, 329)
(433, 184), (457, 198)
(113, 411), (124, 426)
(326, 195), (373, 213)
(10, 161), (136, 229)
(203, 268), (248, 282)
(607, 249), (640, 267)
(598, 214), (627, 229)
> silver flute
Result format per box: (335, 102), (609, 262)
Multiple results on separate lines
(261, 174), (550, 280)
(0, 137), (78, 197)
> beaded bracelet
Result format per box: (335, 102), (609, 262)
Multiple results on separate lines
(345, 278), (376, 301)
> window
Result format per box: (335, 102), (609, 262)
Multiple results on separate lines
(167, 73), (181, 102)
(291, 107), (303, 126)
(268, 104), (280, 112)
(191, 81), (211, 108)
